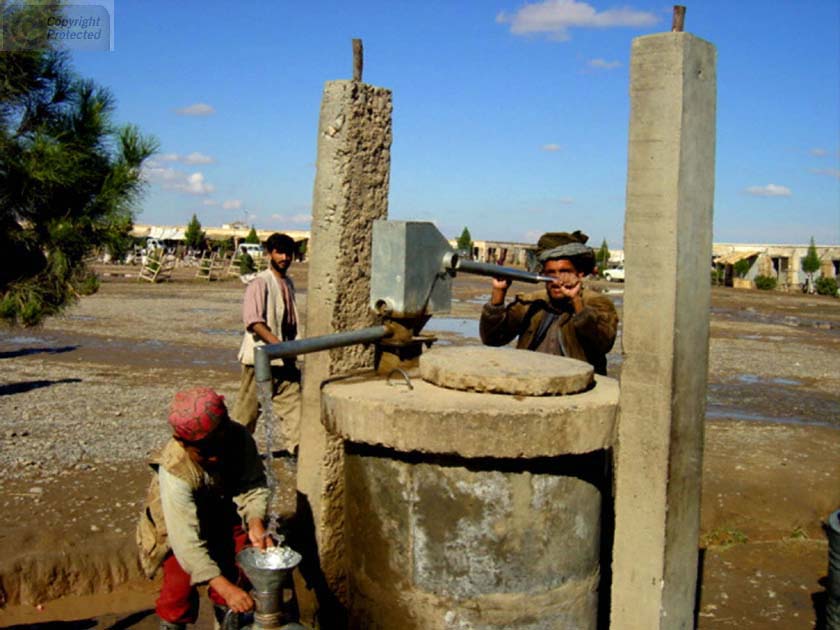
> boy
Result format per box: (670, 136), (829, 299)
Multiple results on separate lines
(480, 231), (618, 375)
(137, 387), (274, 629)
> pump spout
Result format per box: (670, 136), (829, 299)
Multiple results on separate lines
(254, 325), (392, 383)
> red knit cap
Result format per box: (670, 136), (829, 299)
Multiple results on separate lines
(168, 387), (228, 442)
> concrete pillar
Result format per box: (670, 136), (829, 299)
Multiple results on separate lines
(297, 79), (392, 607)
(611, 32), (716, 629)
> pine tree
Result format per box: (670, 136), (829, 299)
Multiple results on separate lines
(456, 227), (473, 255)
(0, 1), (157, 325)
(596, 239), (610, 273)
(184, 214), (205, 250)
(244, 227), (260, 244)
(801, 236), (821, 293)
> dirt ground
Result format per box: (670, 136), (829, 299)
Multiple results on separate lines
(0, 262), (838, 629)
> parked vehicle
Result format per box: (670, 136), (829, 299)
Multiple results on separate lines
(603, 266), (625, 282)
(238, 243), (264, 258)
(145, 237), (165, 253)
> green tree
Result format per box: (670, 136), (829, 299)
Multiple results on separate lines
(0, 1), (157, 326)
(733, 258), (752, 279)
(456, 227), (473, 255)
(815, 276), (838, 297)
(801, 237), (821, 292)
(595, 239), (610, 274)
(239, 253), (256, 275)
(244, 227), (260, 244)
(184, 214), (205, 250)
(754, 275), (777, 290)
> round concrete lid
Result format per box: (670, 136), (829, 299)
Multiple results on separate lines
(419, 346), (593, 395)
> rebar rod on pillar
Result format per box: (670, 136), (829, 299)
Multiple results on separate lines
(672, 5), (686, 32)
(352, 38), (363, 82)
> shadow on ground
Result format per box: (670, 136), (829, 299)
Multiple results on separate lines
(0, 378), (83, 396)
(0, 346), (78, 360)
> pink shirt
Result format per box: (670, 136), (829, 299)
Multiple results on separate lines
(242, 274), (297, 340)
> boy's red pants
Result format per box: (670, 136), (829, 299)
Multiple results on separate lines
(156, 524), (250, 624)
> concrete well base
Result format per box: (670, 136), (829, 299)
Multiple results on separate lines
(343, 446), (609, 630)
(322, 350), (618, 629)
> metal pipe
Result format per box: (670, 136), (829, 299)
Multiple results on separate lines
(454, 258), (556, 284)
(828, 509), (840, 628)
(254, 325), (391, 382)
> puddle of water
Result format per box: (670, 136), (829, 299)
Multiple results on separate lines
(466, 294), (491, 305)
(189, 308), (221, 313)
(771, 377), (802, 386)
(734, 374), (802, 387)
(65, 315), (97, 321)
(4, 335), (44, 345)
(424, 317), (480, 338)
(706, 405), (838, 430)
(0, 328), (237, 372)
(139, 339), (167, 348)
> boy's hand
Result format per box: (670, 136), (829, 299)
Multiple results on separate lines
(490, 277), (511, 305)
(248, 518), (276, 550)
(209, 577), (254, 613)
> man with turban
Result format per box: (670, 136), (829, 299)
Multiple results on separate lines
(479, 231), (618, 375)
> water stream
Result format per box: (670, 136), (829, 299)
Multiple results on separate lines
(256, 380), (282, 541)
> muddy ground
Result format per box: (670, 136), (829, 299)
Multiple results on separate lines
(0, 263), (838, 629)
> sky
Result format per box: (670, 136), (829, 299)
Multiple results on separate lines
(65, 0), (840, 247)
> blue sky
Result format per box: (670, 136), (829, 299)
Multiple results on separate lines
(67, 1), (840, 246)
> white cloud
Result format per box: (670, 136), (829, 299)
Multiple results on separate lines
(810, 147), (828, 157)
(176, 103), (216, 116)
(497, 0), (658, 39)
(183, 152), (214, 164)
(223, 199), (243, 210)
(156, 151), (215, 165)
(542, 143), (562, 152)
(810, 168), (840, 180)
(271, 213), (311, 225)
(202, 199), (219, 206)
(141, 162), (181, 184)
(745, 184), (792, 197)
(141, 163), (215, 196)
(588, 58), (621, 69)
(181, 172), (215, 195)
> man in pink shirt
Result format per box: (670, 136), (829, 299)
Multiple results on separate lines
(231, 233), (301, 452)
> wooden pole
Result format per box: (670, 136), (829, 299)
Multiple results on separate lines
(672, 5), (686, 32)
(352, 38), (363, 82)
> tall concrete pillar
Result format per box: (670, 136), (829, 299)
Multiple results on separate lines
(297, 79), (392, 609)
(611, 31), (716, 629)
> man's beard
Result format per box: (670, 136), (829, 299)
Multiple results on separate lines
(271, 259), (289, 275)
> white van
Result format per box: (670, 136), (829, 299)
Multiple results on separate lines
(603, 266), (625, 282)
(145, 237), (165, 252)
(238, 243), (264, 258)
